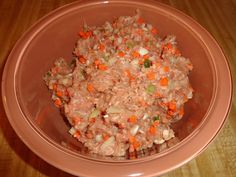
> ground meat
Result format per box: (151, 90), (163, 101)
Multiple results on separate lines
(44, 10), (193, 157)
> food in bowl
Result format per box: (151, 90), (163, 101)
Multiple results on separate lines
(44, 11), (193, 156)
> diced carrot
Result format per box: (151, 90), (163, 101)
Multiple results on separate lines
(154, 61), (161, 68)
(72, 117), (82, 125)
(133, 140), (140, 149)
(124, 69), (135, 81)
(165, 43), (173, 50)
(128, 115), (138, 123)
(153, 121), (160, 127)
(160, 77), (169, 86)
(175, 49), (181, 56)
(149, 125), (156, 135)
(79, 56), (86, 64)
(132, 51), (140, 58)
(78, 31), (85, 37)
(89, 117), (96, 124)
(146, 71), (156, 80)
(139, 59), (144, 65)
(163, 66), (169, 72)
(94, 58), (101, 67)
(103, 134), (110, 141)
(65, 89), (69, 96)
(54, 98), (62, 107)
(155, 91), (162, 98)
(87, 83), (95, 93)
(143, 54), (149, 60)
(73, 131), (81, 138)
(118, 51), (125, 57)
(98, 64), (108, 71)
(179, 107), (184, 117)
(129, 136), (136, 143)
(139, 99), (148, 107)
(56, 90), (63, 97)
(168, 101), (176, 111)
(99, 44), (105, 51)
(129, 144), (135, 152)
(85, 31), (92, 38)
(151, 27), (158, 35)
(78, 31), (89, 39)
(137, 17), (144, 24)
(136, 29), (144, 35)
(122, 37), (127, 44)
(144, 37), (149, 42)
(53, 83), (57, 91)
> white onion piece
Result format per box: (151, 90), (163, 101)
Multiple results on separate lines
(130, 125), (139, 136)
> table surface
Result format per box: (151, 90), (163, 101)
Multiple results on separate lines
(0, 0), (236, 177)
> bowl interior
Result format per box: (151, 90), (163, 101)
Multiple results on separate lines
(15, 2), (214, 160)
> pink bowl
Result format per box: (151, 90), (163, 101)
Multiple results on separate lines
(2, 0), (232, 176)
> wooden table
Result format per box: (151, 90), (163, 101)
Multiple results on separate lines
(0, 0), (235, 176)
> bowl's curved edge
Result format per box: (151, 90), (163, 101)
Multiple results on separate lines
(1, 0), (233, 177)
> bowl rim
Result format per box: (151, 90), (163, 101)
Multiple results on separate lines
(2, 0), (233, 176)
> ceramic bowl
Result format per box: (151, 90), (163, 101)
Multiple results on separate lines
(2, 0), (232, 176)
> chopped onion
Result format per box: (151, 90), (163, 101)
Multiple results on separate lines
(107, 106), (122, 114)
(142, 113), (149, 120)
(154, 138), (165, 144)
(69, 127), (76, 135)
(95, 134), (103, 142)
(130, 125), (139, 136)
(117, 37), (122, 44)
(89, 109), (100, 118)
(138, 47), (149, 56)
(100, 136), (115, 152)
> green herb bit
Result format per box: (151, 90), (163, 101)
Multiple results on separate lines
(153, 116), (160, 121)
(146, 84), (156, 94)
(144, 59), (152, 68)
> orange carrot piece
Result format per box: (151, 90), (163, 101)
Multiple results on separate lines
(118, 51), (125, 57)
(146, 71), (156, 80)
(133, 140), (140, 149)
(94, 58), (101, 67)
(129, 136), (136, 143)
(53, 83), (57, 91)
(54, 98), (62, 107)
(160, 77), (169, 86)
(143, 54), (149, 60)
(151, 27), (158, 35)
(72, 117), (82, 125)
(165, 43), (173, 50)
(163, 66), (169, 72)
(99, 44), (105, 51)
(56, 90), (63, 97)
(103, 134), (110, 141)
(98, 64), (108, 71)
(168, 101), (176, 111)
(89, 117), (96, 124)
(132, 51), (140, 58)
(137, 17), (144, 24)
(87, 83), (95, 93)
(149, 125), (156, 135)
(79, 56), (86, 64)
(73, 131), (81, 138)
(139, 59), (144, 65)
(179, 107), (184, 117)
(128, 115), (138, 123)
(124, 70), (134, 81)
(153, 121), (160, 126)
(155, 91), (162, 98)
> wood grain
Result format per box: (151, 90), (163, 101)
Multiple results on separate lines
(0, 0), (235, 176)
